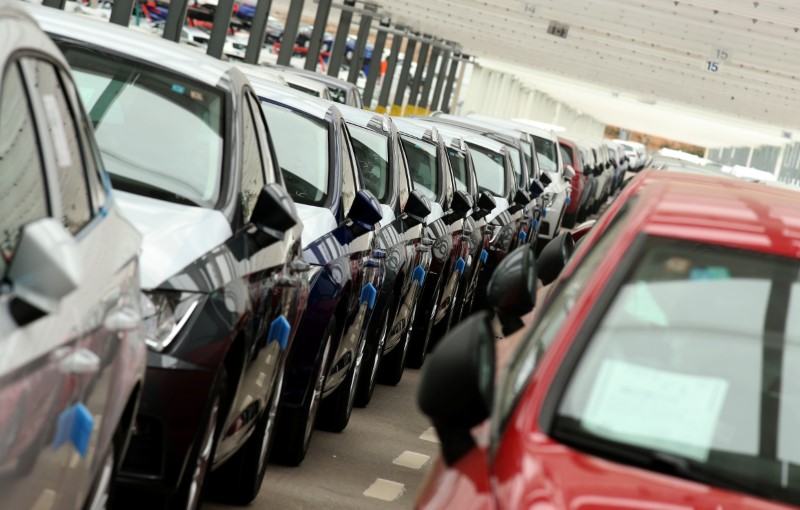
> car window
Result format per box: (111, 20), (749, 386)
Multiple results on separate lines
(393, 136), (411, 212)
(261, 102), (329, 207)
(246, 93), (277, 184)
(0, 64), (49, 278)
(240, 96), (266, 220)
(60, 45), (225, 208)
(327, 86), (347, 104)
(447, 148), (469, 192)
(493, 205), (630, 440)
(559, 144), (573, 167)
(533, 135), (558, 173)
(507, 146), (524, 187)
(339, 122), (359, 214)
(553, 239), (800, 508)
(348, 125), (389, 202)
(467, 143), (505, 198)
(521, 141), (536, 180)
(401, 136), (439, 201)
(25, 59), (92, 234)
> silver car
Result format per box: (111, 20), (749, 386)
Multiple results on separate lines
(0, 4), (145, 509)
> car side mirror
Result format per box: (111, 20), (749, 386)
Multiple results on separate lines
(418, 310), (495, 465)
(529, 179), (545, 198)
(583, 164), (591, 176)
(593, 166), (603, 177)
(451, 190), (474, 218)
(513, 188), (532, 206)
(563, 165), (576, 181)
(486, 243), (537, 335)
(539, 172), (552, 187)
(538, 231), (575, 286)
(6, 218), (82, 326)
(405, 189), (431, 224)
(346, 189), (383, 231)
(249, 183), (298, 247)
(477, 191), (496, 213)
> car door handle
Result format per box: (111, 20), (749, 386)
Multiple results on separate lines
(103, 307), (140, 332)
(59, 348), (101, 375)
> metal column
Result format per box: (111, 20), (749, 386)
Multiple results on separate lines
(207, 0), (236, 59)
(449, 54), (469, 114)
(417, 43), (440, 114)
(244, 0), (274, 63)
(278, 0), (305, 66)
(377, 28), (404, 114)
(440, 54), (460, 114)
(405, 37), (430, 115)
(391, 36), (417, 116)
(108, 0), (134, 26)
(429, 48), (450, 112)
(304, 0), (333, 71)
(327, 0), (356, 77)
(163, 0), (191, 42)
(348, 4), (376, 84)
(363, 18), (390, 109)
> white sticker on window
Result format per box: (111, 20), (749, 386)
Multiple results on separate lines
(583, 359), (728, 461)
(41, 94), (73, 168)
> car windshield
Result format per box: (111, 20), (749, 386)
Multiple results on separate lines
(348, 125), (389, 202)
(447, 148), (469, 192)
(401, 136), (439, 201)
(533, 135), (558, 173)
(468, 143), (506, 197)
(553, 238), (800, 506)
(61, 47), (224, 208)
(261, 103), (329, 206)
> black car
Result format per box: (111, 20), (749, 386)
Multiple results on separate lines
(33, 7), (308, 507)
(392, 118), (476, 367)
(251, 81), (385, 464)
(337, 105), (435, 393)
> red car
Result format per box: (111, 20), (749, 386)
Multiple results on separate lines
(418, 169), (800, 510)
(557, 136), (589, 229)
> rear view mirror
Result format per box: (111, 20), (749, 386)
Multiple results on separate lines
(346, 189), (383, 230)
(538, 231), (575, 286)
(250, 183), (298, 247)
(540, 172), (553, 187)
(513, 188), (532, 206)
(451, 190), (474, 217)
(583, 164), (592, 176)
(7, 218), (82, 326)
(486, 243), (537, 335)
(477, 191), (496, 213)
(405, 189), (431, 223)
(563, 165), (576, 181)
(418, 311), (495, 465)
(529, 180), (545, 198)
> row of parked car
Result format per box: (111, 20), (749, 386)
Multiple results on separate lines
(1, 2), (632, 509)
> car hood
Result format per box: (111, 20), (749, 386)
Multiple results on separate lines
(295, 203), (338, 249)
(115, 191), (232, 290)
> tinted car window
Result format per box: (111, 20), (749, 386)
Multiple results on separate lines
(61, 46), (225, 208)
(261, 102), (329, 207)
(0, 64), (49, 277)
(241, 98), (266, 219)
(554, 239), (800, 507)
(533, 135), (558, 173)
(507, 146), (523, 187)
(401, 136), (439, 201)
(349, 125), (389, 202)
(447, 148), (469, 192)
(467, 143), (505, 197)
(26, 59), (92, 234)
(560, 144), (573, 167)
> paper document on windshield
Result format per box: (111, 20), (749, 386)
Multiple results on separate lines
(583, 359), (728, 461)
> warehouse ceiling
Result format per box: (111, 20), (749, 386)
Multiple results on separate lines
(368, 0), (800, 140)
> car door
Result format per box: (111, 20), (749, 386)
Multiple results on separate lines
(20, 56), (143, 508)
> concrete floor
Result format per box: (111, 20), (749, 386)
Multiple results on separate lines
(207, 368), (438, 510)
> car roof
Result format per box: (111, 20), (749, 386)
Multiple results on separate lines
(22, 2), (234, 88)
(0, 1), (65, 64)
(250, 76), (335, 121)
(626, 170), (800, 259)
(235, 63), (289, 87)
(411, 118), (507, 154)
(430, 113), (530, 142)
(280, 66), (357, 92)
(337, 102), (386, 131)
(393, 116), (437, 143)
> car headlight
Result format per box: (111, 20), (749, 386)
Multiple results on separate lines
(140, 291), (204, 352)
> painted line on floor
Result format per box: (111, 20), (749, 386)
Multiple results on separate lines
(393, 451), (430, 470)
(363, 478), (406, 501)
(419, 426), (440, 444)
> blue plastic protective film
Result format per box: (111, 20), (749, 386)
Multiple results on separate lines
(266, 315), (292, 350)
(360, 283), (378, 309)
(53, 403), (94, 457)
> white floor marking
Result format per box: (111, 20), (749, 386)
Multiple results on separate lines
(419, 427), (440, 444)
(363, 478), (406, 501)
(393, 450), (430, 469)
(31, 489), (56, 510)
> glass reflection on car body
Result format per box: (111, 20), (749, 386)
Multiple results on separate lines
(553, 239), (800, 506)
(348, 124), (389, 202)
(401, 136), (439, 201)
(62, 48), (224, 208)
(467, 143), (506, 197)
(261, 103), (329, 206)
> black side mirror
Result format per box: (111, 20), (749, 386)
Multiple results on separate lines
(477, 191), (496, 213)
(583, 164), (592, 176)
(538, 231), (575, 286)
(418, 310), (495, 465)
(451, 190), (474, 217)
(593, 166), (603, 177)
(347, 189), (383, 230)
(513, 188), (532, 206)
(405, 190), (432, 223)
(540, 172), (552, 187)
(250, 183), (298, 247)
(529, 179), (545, 198)
(487, 243), (537, 335)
